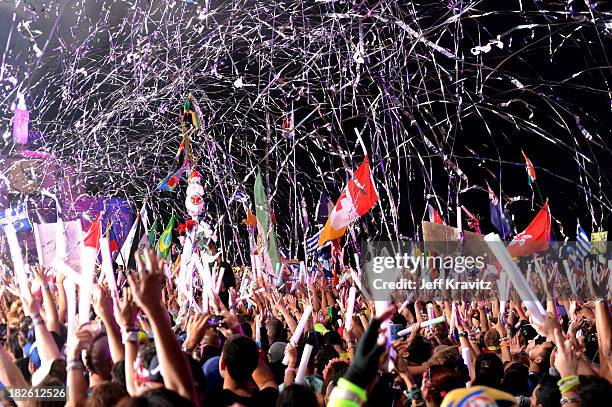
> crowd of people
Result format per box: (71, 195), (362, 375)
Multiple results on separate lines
(0, 248), (611, 407)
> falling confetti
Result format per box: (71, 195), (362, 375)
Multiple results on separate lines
(0, 0), (611, 263)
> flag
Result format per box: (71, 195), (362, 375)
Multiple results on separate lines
(117, 205), (149, 268)
(315, 193), (334, 226)
(181, 94), (203, 129)
(157, 137), (190, 191)
(157, 215), (175, 260)
(522, 151), (536, 185)
(591, 230), (608, 254)
(105, 219), (120, 253)
(148, 219), (158, 247)
(428, 204), (444, 225)
(83, 214), (102, 251)
(487, 184), (511, 239)
(507, 202), (551, 257)
(0, 204), (31, 232)
(306, 229), (325, 254)
(254, 169), (282, 271)
(576, 221), (592, 259)
(319, 156), (379, 246)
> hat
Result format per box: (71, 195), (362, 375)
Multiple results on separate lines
(28, 343), (41, 369)
(314, 323), (330, 335)
(441, 385), (516, 407)
(202, 356), (223, 395)
(268, 342), (287, 364)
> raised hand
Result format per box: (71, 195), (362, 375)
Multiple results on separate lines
(553, 327), (581, 378)
(113, 287), (140, 330)
(93, 285), (113, 321)
(68, 323), (94, 359)
(128, 249), (163, 313)
(183, 314), (211, 353)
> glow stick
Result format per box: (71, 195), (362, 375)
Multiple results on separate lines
(375, 300), (392, 371)
(274, 262), (282, 287)
(3, 225), (30, 298)
(79, 245), (97, 325)
(64, 279), (77, 345)
(344, 286), (357, 331)
(99, 237), (118, 298)
(295, 344), (313, 385)
(427, 303), (435, 320)
(349, 268), (363, 294)
(283, 305), (313, 365)
(215, 266), (225, 294)
(398, 316), (446, 336)
(484, 233), (546, 325)
(462, 346), (473, 379)
(449, 302), (457, 333)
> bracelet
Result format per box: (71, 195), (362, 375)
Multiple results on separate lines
(560, 396), (580, 405)
(67, 361), (85, 371)
(403, 385), (423, 401)
(285, 367), (297, 374)
(122, 330), (139, 344)
(557, 375), (580, 394)
(33, 317), (45, 327)
(337, 378), (367, 403)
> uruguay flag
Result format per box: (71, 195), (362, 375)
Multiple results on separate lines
(576, 220), (592, 259)
(0, 204), (31, 232)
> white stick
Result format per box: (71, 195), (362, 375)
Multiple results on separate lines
(64, 279), (77, 345)
(484, 233), (546, 325)
(99, 237), (118, 298)
(215, 266), (225, 294)
(283, 305), (313, 365)
(345, 286), (357, 331)
(398, 316), (446, 336)
(3, 225), (30, 298)
(79, 245), (97, 326)
(462, 346), (473, 381)
(295, 344), (313, 385)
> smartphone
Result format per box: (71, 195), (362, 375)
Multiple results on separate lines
(207, 315), (224, 327)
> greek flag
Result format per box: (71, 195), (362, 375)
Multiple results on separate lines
(306, 229), (322, 254)
(0, 204), (31, 232)
(576, 221), (592, 259)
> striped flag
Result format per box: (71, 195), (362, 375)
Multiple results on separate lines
(576, 221), (592, 259)
(522, 151), (536, 185)
(306, 229), (330, 254)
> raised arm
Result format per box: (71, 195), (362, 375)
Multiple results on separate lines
(33, 265), (61, 334)
(595, 300), (612, 382)
(114, 287), (140, 397)
(129, 250), (197, 403)
(20, 288), (61, 362)
(93, 285), (124, 363)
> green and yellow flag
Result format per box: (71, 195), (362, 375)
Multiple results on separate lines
(156, 215), (175, 259)
(254, 169), (282, 271)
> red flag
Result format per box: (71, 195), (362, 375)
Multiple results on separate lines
(507, 202), (551, 257)
(83, 214), (102, 251)
(319, 156), (379, 246)
(428, 204), (445, 225)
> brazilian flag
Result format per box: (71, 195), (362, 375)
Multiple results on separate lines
(156, 215), (175, 259)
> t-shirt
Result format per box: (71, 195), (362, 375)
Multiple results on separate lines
(211, 387), (279, 406)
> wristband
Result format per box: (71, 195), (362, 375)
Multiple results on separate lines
(560, 396), (579, 405)
(122, 330), (139, 344)
(32, 317), (45, 327)
(285, 367), (297, 374)
(337, 378), (367, 403)
(67, 361), (85, 371)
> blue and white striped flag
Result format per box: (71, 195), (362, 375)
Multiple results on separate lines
(0, 204), (31, 232)
(306, 229), (323, 254)
(576, 221), (592, 259)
